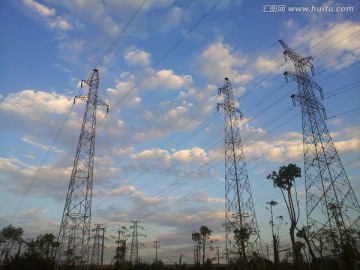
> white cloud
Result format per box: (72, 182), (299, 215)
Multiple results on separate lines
(244, 132), (303, 163)
(171, 147), (208, 164)
(142, 69), (193, 90)
(124, 47), (151, 66)
(198, 41), (250, 84)
(21, 135), (63, 153)
(334, 139), (360, 154)
(23, 0), (56, 17)
(292, 21), (360, 70)
(23, 0), (72, 31)
(252, 55), (284, 75)
(50, 16), (73, 30)
(157, 6), (183, 33)
(0, 90), (72, 119)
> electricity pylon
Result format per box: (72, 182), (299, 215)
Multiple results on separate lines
(129, 220), (146, 263)
(91, 224), (101, 265)
(91, 224), (106, 266)
(115, 227), (127, 264)
(217, 78), (262, 266)
(57, 69), (108, 266)
(280, 40), (360, 257)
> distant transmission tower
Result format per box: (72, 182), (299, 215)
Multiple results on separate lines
(57, 69), (108, 266)
(115, 227), (127, 264)
(279, 40), (360, 256)
(91, 224), (101, 265)
(91, 224), (106, 266)
(217, 78), (262, 265)
(129, 220), (146, 263)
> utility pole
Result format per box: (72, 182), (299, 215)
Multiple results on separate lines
(217, 78), (262, 267)
(154, 241), (160, 262)
(100, 226), (106, 265)
(279, 40), (360, 258)
(129, 220), (146, 263)
(56, 69), (108, 267)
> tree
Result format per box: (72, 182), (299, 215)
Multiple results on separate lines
(114, 226), (128, 267)
(35, 233), (57, 259)
(192, 231), (201, 265)
(200, 226), (212, 265)
(192, 226), (214, 266)
(328, 202), (359, 268)
(175, 254), (187, 270)
(233, 227), (253, 265)
(296, 226), (317, 266)
(266, 201), (280, 270)
(0, 224), (23, 263)
(267, 164), (301, 269)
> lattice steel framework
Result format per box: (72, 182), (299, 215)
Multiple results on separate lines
(280, 40), (360, 255)
(90, 224), (101, 265)
(57, 69), (108, 266)
(217, 78), (262, 264)
(129, 220), (146, 263)
(115, 228), (127, 264)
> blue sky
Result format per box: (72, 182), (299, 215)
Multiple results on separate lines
(1, 0), (360, 264)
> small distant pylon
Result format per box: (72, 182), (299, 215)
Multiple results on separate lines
(279, 39), (360, 258)
(56, 69), (108, 267)
(115, 226), (127, 264)
(217, 78), (262, 267)
(129, 220), (146, 263)
(91, 224), (106, 266)
(91, 225), (101, 265)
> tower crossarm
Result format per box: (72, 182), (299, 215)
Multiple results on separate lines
(283, 71), (326, 119)
(279, 39), (314, 75)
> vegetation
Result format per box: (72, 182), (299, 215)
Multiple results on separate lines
(1, 169), (359, 270)
(174, 254), (186, 270)
(0, 225), (58, 270)
(266, 200), (281, 270)
(267, 163), (302, 270)
(192, 225), (216, 267)
(0, 224), (24, 263)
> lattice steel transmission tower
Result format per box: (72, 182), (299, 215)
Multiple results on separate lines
(217, 78), (262, 265)
(90, 224), (101, 265)
(115, 227), (127, 264)
(279, 40), (360, 256)
(129, 220), (146, 263)
(90, 224), (106, 266)
(57, 69), (108, 266)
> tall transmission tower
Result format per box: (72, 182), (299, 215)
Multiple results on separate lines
(129, 220), (146, 263)
(57, 69), (108, 266)
(217, 78), (262, 265)
(279, 40), (360, 256)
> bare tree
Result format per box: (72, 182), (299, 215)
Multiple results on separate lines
(267, 201), (280, 270)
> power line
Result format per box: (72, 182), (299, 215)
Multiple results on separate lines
(96, 0), (147, 69)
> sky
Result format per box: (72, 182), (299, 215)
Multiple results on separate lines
(1, 0), (360, 265)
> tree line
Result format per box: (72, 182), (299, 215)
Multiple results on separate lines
(1, 164), (359, 269)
